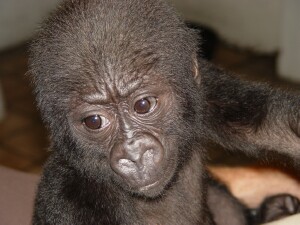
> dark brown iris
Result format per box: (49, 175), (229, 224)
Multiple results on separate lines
(83, 115), (102, 130)
(134, 98), (151, 114)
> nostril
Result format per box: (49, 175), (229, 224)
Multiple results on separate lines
(142, 149), (160, 166)
(116, 148), (161, 172)
(119, 158), (135, 166)
(126, 151), (141, 163)
(118, 159), (140, 172)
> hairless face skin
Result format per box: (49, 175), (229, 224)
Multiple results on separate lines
(29, 0), (300, 224)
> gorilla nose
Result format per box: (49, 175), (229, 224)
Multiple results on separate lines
(110, 136), (164, 188)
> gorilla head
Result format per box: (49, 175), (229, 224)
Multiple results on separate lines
(30, 0), (202, 198)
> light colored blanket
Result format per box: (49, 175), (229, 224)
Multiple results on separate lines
(263, 214), (300, 225)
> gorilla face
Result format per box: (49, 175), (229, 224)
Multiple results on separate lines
(67, 76), (187, 197)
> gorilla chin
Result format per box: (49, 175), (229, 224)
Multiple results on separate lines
(122, 169), (177, 198)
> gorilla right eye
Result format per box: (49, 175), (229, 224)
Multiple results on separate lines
(83, 115), (109, 130)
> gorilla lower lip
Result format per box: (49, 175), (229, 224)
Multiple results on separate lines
(139, 181), (160, 191)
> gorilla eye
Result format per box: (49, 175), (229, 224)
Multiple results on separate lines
(134, 97), (157, 114)
(83, 115), (109, 130)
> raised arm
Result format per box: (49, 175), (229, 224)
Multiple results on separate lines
(199, 60), (300, 162)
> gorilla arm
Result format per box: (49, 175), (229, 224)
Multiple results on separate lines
(199, 60), (300, 162)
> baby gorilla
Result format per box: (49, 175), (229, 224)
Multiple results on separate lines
(29, 0), (300, 224)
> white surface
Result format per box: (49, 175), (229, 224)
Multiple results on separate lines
(263, 214), (300, 225)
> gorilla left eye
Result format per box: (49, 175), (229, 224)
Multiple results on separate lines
(134, 97), (157, 114)
(83, 115), (109, 130)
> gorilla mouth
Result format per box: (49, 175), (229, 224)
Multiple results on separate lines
(139, 180), (160, 191)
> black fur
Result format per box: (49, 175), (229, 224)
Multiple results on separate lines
(29, 0), (300, 224)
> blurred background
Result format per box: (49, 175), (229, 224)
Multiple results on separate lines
(0, 0), (300, 174)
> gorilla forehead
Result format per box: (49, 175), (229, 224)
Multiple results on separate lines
(30, 0), (198, 103)
(55, 40), (166, 102)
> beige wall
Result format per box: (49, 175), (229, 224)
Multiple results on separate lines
(0, 0), (61, 50)
(169, 0), (300, 82)
(169, 0), (282, 53)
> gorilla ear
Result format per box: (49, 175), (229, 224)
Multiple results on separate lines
(192, 54), (200, 85)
